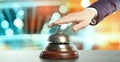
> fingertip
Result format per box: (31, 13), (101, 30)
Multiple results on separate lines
(48, 23), (54, 28)
(48, 24), (52, 28)
(72, 27), (77, 32)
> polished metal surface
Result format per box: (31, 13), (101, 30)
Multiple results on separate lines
(48, 28), (70, 43)
(45, 43), (74, 51)
(41, 26), (78, 59)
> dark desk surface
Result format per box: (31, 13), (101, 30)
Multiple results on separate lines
(0, 50), (120, 62)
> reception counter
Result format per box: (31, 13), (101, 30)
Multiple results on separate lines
(0, 50), (120, 62)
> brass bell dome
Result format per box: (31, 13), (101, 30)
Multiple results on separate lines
(48, 30), (70, 43)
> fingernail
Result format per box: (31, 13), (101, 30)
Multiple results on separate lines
(48, 24), (52, 28)
(73, 27), (77, 32)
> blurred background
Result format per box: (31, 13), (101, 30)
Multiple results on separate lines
(0, 0), (120, 50)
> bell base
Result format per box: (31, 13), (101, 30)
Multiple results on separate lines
(40, 51), (79, 59)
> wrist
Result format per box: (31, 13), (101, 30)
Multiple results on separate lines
(86, 7), (98, 25)
(86, 7), (98, 17)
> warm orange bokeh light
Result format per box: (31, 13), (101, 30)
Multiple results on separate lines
(68, 0), (120, 50)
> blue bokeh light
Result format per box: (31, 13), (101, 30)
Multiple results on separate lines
(5, 28), (14, 37)
(1, 20), (9, 29)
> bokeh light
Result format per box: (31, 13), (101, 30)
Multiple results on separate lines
(81, 0), (90, 8)
(14, 18), (24, 29)
(5, 28), (14, 37)
(59, 5), (68, 14)
(16, 9), (25, 19)
(18, 9), (24, 16)
(1, 20), (9, 29)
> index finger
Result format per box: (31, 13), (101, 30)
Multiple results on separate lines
(48, 14), (74, 27)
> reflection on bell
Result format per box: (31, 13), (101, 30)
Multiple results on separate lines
(40, 26), (78, 59)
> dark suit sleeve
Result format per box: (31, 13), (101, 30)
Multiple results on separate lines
(89, 0), (120, 25)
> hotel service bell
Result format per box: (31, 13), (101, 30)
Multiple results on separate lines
(40, 26), (78, 59)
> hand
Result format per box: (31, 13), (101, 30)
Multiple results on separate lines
(48, 8), (97, 32)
